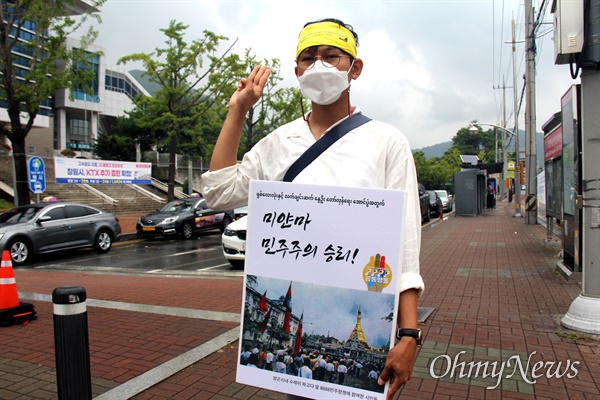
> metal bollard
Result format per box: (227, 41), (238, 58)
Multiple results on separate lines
(53, 286), (92, 400)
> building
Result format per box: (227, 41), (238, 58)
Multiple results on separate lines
(345, 306), (370, 351)
(0, 1), (149, 158)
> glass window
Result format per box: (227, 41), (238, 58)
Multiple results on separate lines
(66, 205), (92, 218)
(0, 207), (41, 224)
(43, 207), (67, 221)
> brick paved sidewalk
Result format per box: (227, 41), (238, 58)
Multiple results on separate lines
(2, 201), (599, 400)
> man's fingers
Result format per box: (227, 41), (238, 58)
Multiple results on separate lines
(387, 385), (400, 399)
(255, 66), (271, 88)
(377, 367), (390, 386)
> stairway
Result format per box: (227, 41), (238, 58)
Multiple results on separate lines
(0, 155), (169, 214)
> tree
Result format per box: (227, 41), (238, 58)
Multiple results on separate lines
(414, 146), (462, 190)
(94, 107), (165, 162)
(452, 123), (497, 163)
(0, 0), (104, 205)
(236, 50), (305, 157)
(118, 20), (241, 201)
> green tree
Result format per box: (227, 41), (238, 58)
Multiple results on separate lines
(93, 133), (135, 161)
(236, 50), (305, 157)
(118, 20), (240, 201)
(415, 146), (463, 190)
(95, 107), (166, 162)
(0, 0), (104, 205)
(452, 123), (497, 163)
(412, 151), (428, 182)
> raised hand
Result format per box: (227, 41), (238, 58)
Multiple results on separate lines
(230, 65), (271, 112)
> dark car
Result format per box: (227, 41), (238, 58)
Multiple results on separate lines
(428, 190), (443, 217)
(136, 198), (233, 239)
(418, 183), (431, 223)
(0, 202), (122, 266)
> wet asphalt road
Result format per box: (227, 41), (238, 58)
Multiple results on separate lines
(18, 230), (244, 277)
(17, 216), (445, 277)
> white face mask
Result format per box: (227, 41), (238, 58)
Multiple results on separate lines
(298, 61), (353, 105)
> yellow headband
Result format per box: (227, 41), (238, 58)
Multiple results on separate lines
(296, 21), (357, 59)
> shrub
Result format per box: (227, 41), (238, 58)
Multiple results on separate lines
(60, 148), (77, 158)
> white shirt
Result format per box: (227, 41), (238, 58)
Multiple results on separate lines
(300, 365), (313, 379)
(201, 109), (424, 295)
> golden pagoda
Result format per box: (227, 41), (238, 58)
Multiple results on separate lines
(346, 306), (370, 350)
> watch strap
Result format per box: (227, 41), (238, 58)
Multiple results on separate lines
(396, 328), (422, 345)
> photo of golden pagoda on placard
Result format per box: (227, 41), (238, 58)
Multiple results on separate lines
(239, 276), (394, 394)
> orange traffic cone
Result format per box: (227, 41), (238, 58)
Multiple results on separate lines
(0, 250), (20, 309)
(0, 250), (36, 327)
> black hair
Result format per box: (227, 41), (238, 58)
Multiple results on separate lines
(303, 18), (359, 47)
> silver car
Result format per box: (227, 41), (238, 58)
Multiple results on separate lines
(0, 202), (122, 266)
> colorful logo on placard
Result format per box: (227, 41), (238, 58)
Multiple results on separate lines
(362, 253), (392, 292)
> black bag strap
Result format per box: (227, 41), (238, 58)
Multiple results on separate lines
(283, 114), (371, 182)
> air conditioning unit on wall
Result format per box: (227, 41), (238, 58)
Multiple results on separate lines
(552, 0), (584, 65)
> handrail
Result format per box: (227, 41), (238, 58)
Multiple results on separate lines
(151, 177), (186, 199)
(130, 184), (165, 203)
(76, 183), (119, 206)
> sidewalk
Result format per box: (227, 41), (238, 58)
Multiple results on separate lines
(2, 202), (599, 400)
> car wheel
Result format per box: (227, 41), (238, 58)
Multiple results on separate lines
(220, 216), (232, 233)
(181, 222), (194, 240)
(94, 229), (113, 253)
(425, 210), (430, 222)
(7, 238), (32, 266)
(229, 259), (244, 269)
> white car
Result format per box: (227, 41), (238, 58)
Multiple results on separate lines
(434, 190), (453, 212)
(222, 215), (247, 268)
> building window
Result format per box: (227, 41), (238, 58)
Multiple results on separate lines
(104, 71), (142, 100)
(71, 49), (100, 103)
(69, 118), (89, 137)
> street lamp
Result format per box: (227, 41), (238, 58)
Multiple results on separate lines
(469, 123), (522, 217)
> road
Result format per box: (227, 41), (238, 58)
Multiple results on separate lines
(19, 230), (243, 277)
(17, 216), (447, 276)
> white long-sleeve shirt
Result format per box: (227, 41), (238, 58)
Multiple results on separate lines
(201, 109), (424, 295)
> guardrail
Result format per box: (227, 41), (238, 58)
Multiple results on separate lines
(76, 184), (119, 206)
(150, 177), (186, 199)
(130, 184), (165, 203)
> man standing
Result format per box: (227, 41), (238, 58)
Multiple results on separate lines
(203, 18), (424, 399)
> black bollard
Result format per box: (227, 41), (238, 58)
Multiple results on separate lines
(53, 286), (92, 400)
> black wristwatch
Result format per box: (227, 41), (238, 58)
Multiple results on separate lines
(396, 328), (422, 345)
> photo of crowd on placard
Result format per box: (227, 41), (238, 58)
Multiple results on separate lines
(239, 276), (396, 394)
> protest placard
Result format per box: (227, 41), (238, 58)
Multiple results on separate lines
(236, 180), (406, 399)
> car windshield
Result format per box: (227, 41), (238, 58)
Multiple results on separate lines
(160, 200), (195, 212)
(435, 190), (448, 199)
(0, 206), (42, 224)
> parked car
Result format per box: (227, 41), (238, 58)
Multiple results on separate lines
(0, 202), (122, 266)
(233, 206), (248, 220)
(136, 198), (233, 240)
(222, 215), (247, 268)
(418, 183), (431, 223)
(434, 190), (453, 212)
(428, 190), (443, 217)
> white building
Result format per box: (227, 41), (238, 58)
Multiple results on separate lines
(52, 38), (150, 157)
(0, 1), (149, 158)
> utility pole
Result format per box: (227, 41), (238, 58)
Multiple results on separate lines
(494, 76), (512, 202)
(524, 0), (538, 224)
(559, 0), (600, 335)
(512, 15), (522, 218)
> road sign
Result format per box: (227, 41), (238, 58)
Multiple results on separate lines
(28, 156), (46, 194)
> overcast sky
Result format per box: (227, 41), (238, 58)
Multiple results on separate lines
(83, 0), (579, 150)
